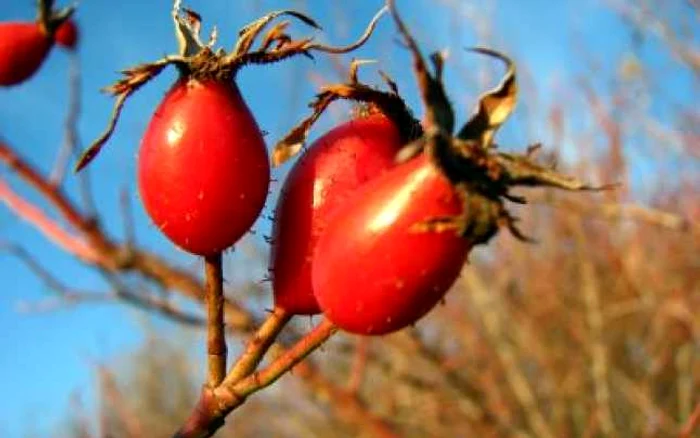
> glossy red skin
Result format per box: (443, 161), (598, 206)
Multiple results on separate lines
(312, 153), (471, 335)
(0, 22), (52, 86)
(55, 20), (78, 49)
(138, 78), (270, 256)
(271, 114), (404, 315)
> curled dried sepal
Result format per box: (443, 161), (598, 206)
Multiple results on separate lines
(173, 1), (205, 57)
(37, 0), (75, 34)
(387, 0), (609, 245)
(457, 48), (517, 147)
(75, 58), (184, 171)
(272, 59), (418, 167)
(232, 10), (321, 59)
(387, 0), (454, 134)
(496, 152), (613, 191)
(228, 6), (387, 72)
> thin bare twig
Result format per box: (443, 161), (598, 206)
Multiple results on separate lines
(120, 187), (136, 247)
(464, 269), (556, 438)
(51, 51), (82, 186)
(346, 337), (370, 393)
(573, 219), (617, 437)
(97, 365), (145, 438)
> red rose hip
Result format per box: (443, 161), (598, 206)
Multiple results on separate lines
(138, 78), (269, 256)
(55, 19), (78, 50)
(0, 22), (52, 86)
(271, 113), (404, 315)
(312, 153), (471, 335)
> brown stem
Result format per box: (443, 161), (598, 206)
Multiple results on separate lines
(173, 319), (337, 438)
(223, 306), (291, 385)
(205, 253), (226, 387)
(218, 319), (336, 402)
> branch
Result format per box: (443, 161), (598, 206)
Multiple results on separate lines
(0, 180), (100, 263)
(174, 319), (337, 438)
(0, 140), (92, 232)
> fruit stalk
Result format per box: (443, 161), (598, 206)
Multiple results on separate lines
(204, 253), (226, 387)
(222, 307), (291, 384)
(173, 319), (337, 438)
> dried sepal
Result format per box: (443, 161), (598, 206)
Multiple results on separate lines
(229, 6), (386, 72)
(387, 0), (455, 134)
(306, 6), (387, 54)
(378, 70), (399, 94)
(272, 61), (417, 167)
(232, 10), (321, 59)
(387, 0), (607, 248)
(457, 48), (517, 147)
(173, 1), (205, 57)
(75, 58), (183, 171)
(495, 152), (612, 191)
(258, 21), (293, 52)
(271, 92), (334, 167)
(349, 59), (378, 84)
(37, 0), (55, 31)
(37, 0), (75, 34)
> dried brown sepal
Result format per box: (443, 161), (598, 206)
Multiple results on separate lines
(387, 1), (454, 134)
(258, 21), (293, 52)
(378, 70), (400, 94)
(272, 60), (419, 167)
(228, 6), (387, 72)
(75, 58), (183, 172)
(387, 0), (608, 245)
(173, 1), (205, 57)
(495, 152), (613, 191)
(232, 10), (321, 59)
(37, 0), (75, 35)
(457, 48), (518, 147)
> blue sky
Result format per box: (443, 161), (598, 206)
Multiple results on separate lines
(0, 0), (695, 436)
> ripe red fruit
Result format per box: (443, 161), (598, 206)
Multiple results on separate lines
(270, 113), (404, 315)
(312, 153), (471, 335)
(0, 22), (52, 86)
(55, 20), (78, 50)
(138, 78), (269, 256)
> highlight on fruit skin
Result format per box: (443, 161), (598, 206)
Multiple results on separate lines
(0, 0), (76, 87)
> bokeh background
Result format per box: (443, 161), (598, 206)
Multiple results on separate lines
(0, 0), (697, 437)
